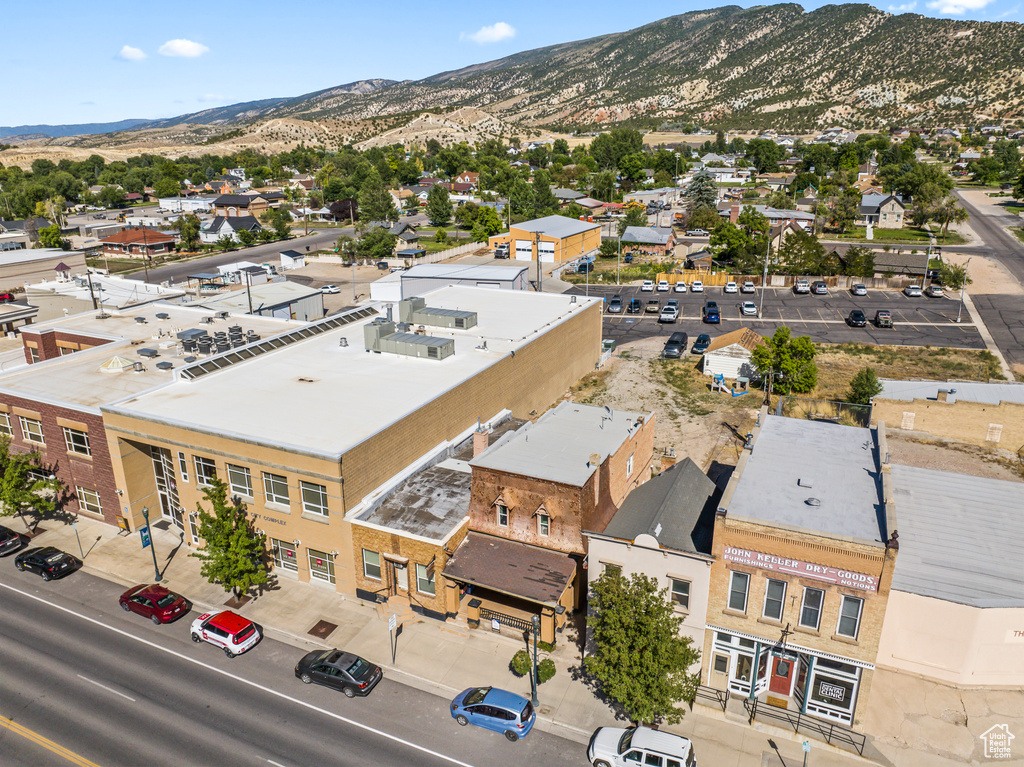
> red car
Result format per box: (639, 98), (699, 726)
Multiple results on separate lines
(0, 293), (15, 303)
(119, 584), (192, 624)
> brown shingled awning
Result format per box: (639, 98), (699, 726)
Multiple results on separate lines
(443, 532), (575, 606)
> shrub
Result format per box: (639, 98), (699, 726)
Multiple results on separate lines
(510, 649), (531, 676)
(538, 658), (556, 684)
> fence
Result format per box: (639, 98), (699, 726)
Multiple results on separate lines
(775, 396), (872, 428)
(742, 697), (867, 756)
(311, 241), (485, 267)
(694, 685), (729, 712)
(479, 607), (535, 636)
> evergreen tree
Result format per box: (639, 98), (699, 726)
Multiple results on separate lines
(532, 171), (559, 217)
(425, 184), (453, 226)
(191, 479), (268, 599)
(586, 571), (700, 726)
(684, 170), (718, 211)
(846, 367), (883, 406)
(358, 167), (398, 222)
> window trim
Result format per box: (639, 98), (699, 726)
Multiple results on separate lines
(194, 455), (217, 486)
(226, 463), (253, 498)
(728, 570), (750, 613)
(626, 452), (634, 476)
(537, 512), (550, 537)
(496, 502), (508, 527)
(416, 563), (436, 595)
(263, 472), (289, 506)
(669, 577), (690, 610)
(836, 594), (863, 639)
(18, 416), (44, 445)
(76, 486), (102, 515)
(299, 480), (328, 517)
(762, 578), (787, 622)
(799, 587), (825, 630)
(178, 451), (189, 482)
(62, 427), (91, 456)
(0, 412), (13, 437)
(362, 549), (381, 581)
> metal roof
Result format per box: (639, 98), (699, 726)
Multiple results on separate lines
(511, 215), (600, 239)
(877, 379), (1024, 405)
(620, 227), (672, 245)
(470, 400), (648, 487)
(402, 264), (528, 282)
(890, 464), (1024, 607)
(726, 416), (886, 543)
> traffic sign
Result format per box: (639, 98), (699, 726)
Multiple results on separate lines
(388, 614), (397, 632)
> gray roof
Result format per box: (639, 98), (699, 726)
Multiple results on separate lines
(471, 400), (648, 487)
(859, 193), (904, 214)
(357, 462), (471, 540)
(871, 250), (928, 273)
(726, 416), (886, 543)
(598, 458), (715, 555)
(512, 215), (600, 239)
(621, 227), (672, 245)
(890, 464), (1024, 607)
(551, 188), (585, 200)
(402, 263), (528, 281)
(877, 379), (1024, 405)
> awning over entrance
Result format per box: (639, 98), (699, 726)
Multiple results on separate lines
(443, 532), (575, 606)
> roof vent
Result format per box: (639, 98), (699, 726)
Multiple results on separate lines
(798, 478), (814, 488)
(155, 312), (170, 320)
(339, 338), (348, 347)
(134, 316), (147, 324)
(137, 348), (159, 358)
(156, 361), (173, 371)
(804, 497), (821, 507)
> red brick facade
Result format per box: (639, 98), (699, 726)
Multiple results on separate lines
(21, 329), (115, 364)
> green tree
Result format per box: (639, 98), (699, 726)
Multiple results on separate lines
(532, 171), (559, 217)
(0, 437), (63, 529)
(778, 230), (829, 275)
(216, 235), (236, 251)
(426, 184), (453, 226)
(191, 479), (268, 599)
(38, 224), (70, 250)
(470, 206), (503, 241)
(236, 228), (256, 248)
(931, 196), (968, 242)
(99, 185), (125, 208)
(358, 167), (398, 222)
(599, 239), (619, 256)
(688, 206), (722, 231)
(1013, 169), (1024, 200)
(750, 326), (818, 394)
(969, 157), (1002, 186)
(618, 206), (648, 237)
(830, 193), (859, 233)
(939, 261), (973, 291)
(586, 571), (700, 726)
(842, 246), (875, 278)
(684, 170), (718, 211)
(174, 213), (202, 251)
(356, 227), (397, 260)
(153, 178), (180, 198)
(846, 367), (883, 406)
(745, 139), (785, 173)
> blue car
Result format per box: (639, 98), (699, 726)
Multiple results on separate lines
(450, 686), (536, 742)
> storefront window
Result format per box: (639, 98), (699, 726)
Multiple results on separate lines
(272, 538), (297, 572)
(308, 548), (335, 584)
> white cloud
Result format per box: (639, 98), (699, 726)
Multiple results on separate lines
(117, 45), (146, 61)
(462, 22), (516, 44)
(997, 3), (1021, 16)
(158, 39), (210, 58)
(926, 0), (994, 13)
(197, 93), (224, 103)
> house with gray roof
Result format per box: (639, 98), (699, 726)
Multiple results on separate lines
(551, 188), (585, 202)
(585, 458), (718, 653)
(858, 194), (905, 229)
(620, 226), (675, 254)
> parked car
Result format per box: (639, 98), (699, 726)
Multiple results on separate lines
(740, 301), (757, 316)
(685, 229), (709, 236)
(794, 279), (810, 294)
(811, 280), (829, 295)
(658, 305), (679, 323)
(321, 285), (340, 294)
(673, 281), (687, 293)
(904, 284), (923, 297)
(450, 686), (536, 742)
(690, 280), (704, 293)
(295, 648), (383, 698)
(376, 261), (389, 270)
(927, 284), (944, 297)
(190, 610), (261, 658)
(588, 725), (697, 767)
(662, 332), (688, 358)
(847, 309), (867, 327)
(691, 334), (712, 354)
(640, 280), (654, 292)
(702, 301), (720, 323)
(14, 546), (77, 581)
(119, 584), (191, 624)
(607, 296), (623, 314)
(874, 310), (893, 328)
(627, 298), (642, 314)
(623, 255), (633, 264)
(851, 284), (868, 296)
(723, 281), (738, 293)
(577, 261), (595, 273)
(656, 280), (670, 292)
(644, 299), (661, 314)
(0, 524), (23, 556)
(740, 281), (756, 294)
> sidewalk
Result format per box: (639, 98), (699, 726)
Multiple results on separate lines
(13, 515), (1007, 767)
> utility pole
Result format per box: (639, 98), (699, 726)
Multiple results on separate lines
(245, 269), (254, 315)
(956, 257), (972, 323)
(535, 231), (543, 293)
(758, 238), (771, 319)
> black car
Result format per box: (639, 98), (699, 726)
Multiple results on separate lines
(295, 649), (383, 698)
(14, 546), (77, 581)
(847, 309), (867, 327)
(692, 333), (712, 354)
(662, 332), (689, 359)
(607, 295), (623, 314)
(702, 301), (721, 323)
(626, 298), (642, 314)
(0, 524), (22, 556)
(577, 261), (595, 273)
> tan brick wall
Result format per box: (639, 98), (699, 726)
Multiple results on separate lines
(871, 397), (1024, 449)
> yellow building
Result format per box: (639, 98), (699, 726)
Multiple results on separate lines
(489, 215), (601, 263)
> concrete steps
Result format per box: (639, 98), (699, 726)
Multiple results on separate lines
(375, 595), (423, 628)
(439, 616), (472, 638)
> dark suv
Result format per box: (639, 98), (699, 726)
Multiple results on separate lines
(662, 332), (688, 359)
(702, 301), (721, 324)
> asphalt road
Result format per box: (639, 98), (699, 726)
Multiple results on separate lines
(0, 568), (588, 767)
(572, 284), (986, 350)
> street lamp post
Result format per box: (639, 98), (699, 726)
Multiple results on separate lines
(758, 239), (772, 319)
(956, 257), (972, 323)
(530, 614), (540, 707)
(141, 506), (162, 582)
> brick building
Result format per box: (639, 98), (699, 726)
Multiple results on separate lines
(488, 216), (601, 264)
(702, 410), (897, 727)
(99, 228), (175, 259)
(212, 194), (270, 218)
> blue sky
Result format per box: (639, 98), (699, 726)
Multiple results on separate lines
(4, 0), (1022, 126)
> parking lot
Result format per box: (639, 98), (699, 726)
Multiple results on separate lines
(571, 283), (987, 350)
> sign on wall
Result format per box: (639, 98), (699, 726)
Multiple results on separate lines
(723, 546), (879, 592)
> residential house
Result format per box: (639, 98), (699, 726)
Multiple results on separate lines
(552, 188), (585, 203)
(100, 228), (176, 260)
(620, 226), (675, 256)
(199, 216), (262, 244)
(727, 204), (814, 230)
(702, 328), (765, 380)
(212, 194), (270, 219)
(454, 172), (479, 187)
(858, 194), (905, 229)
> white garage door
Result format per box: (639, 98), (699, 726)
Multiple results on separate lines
(538, 242), (556, 263)
(515, 239), (533, 260)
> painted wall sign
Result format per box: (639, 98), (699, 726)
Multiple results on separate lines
(723, 546), (879, 591)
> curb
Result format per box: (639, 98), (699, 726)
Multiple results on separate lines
(959, 290), (1015, 380)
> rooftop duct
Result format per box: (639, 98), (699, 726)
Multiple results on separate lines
(363, 317), (454, 361)
(398, 297), (477, 330)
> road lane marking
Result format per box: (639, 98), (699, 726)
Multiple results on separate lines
(76, 674), (136, 702)
(267, 760), (288, 767)
(0, 583), (477, 767)
(0, 714), (103, 767)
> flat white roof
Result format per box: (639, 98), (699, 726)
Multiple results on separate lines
(107, 287), (601, 457)
(25, 274), (185, 308)
(511, 215), (600, 239)
(0, 248), (85, 266)
(402, 264), (528, 281)
(196, 281), (322, 312)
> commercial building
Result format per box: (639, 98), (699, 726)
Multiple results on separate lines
(101, 288), (603, 602)
(370, 263), (530, 302)
(99, 228), (175, 260)
(195, 281), (325, 321)
(0, 248), (87, 291)
(702, 412), (897, 726)
(24, 274), (185, 321)
(488, 216), (601, 264)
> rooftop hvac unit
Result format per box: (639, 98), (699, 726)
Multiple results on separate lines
(137, 348), (159, 358)
(156, 361), (173, 371)
(398, 297), (478, 330)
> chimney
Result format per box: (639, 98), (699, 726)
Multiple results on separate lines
(589, 452), (601, 467)
(730, 204), (740, 224)
(473, 423), (490, 457)
(660, 454), (677, 473)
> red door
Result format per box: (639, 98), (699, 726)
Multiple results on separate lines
(769, 656), (795, 696)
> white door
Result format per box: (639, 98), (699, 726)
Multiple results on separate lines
(392, 561), (408, 592)
(514, 239), (533, 260)
(538, 242), (555, 263)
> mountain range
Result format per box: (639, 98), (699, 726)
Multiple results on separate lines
(5, 4), (1024, 146)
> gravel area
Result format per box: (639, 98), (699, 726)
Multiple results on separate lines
(885, 430), (1023, 482)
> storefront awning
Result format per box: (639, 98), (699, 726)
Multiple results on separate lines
(443, 532), (575, 606)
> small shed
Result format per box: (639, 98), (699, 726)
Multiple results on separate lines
(702, 328), (765, 380)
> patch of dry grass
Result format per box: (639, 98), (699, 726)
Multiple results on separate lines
(566, 369), (610, 405)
